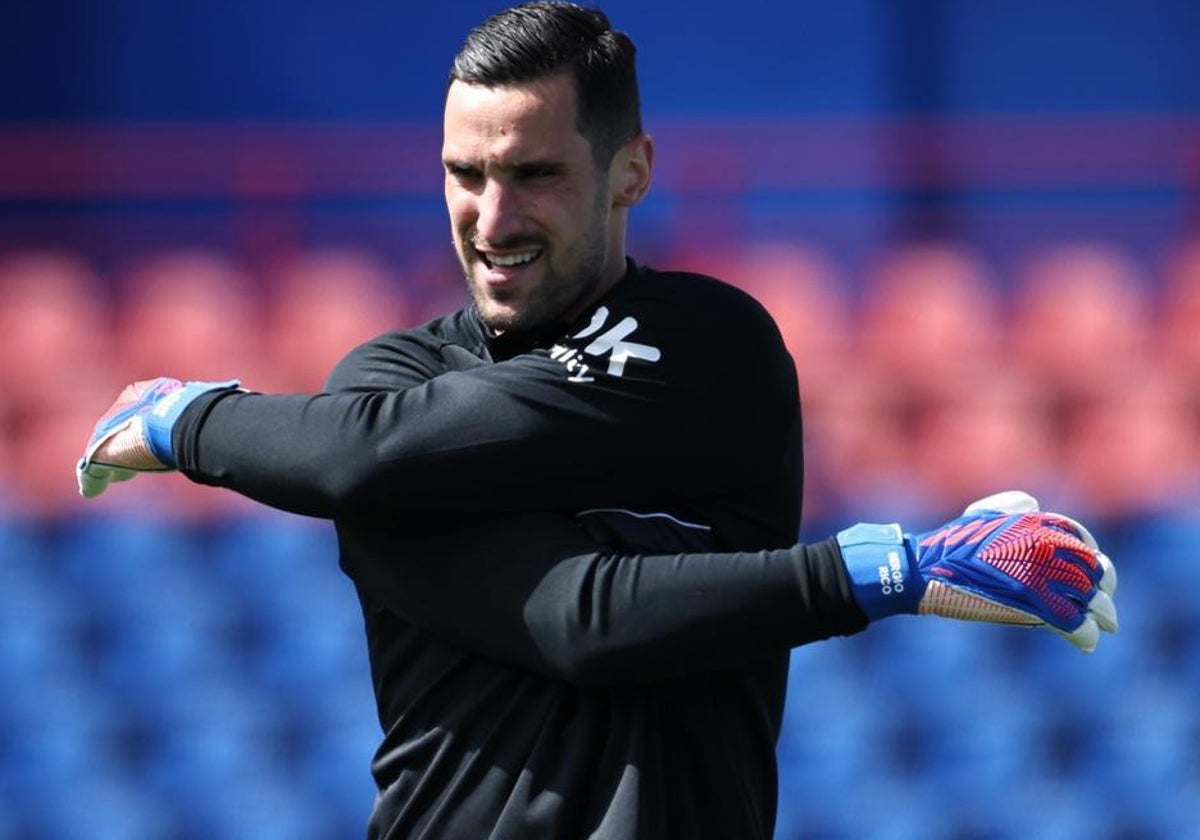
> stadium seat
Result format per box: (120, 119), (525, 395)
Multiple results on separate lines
(53, 514), (206, 610)
(1056, 361), (1199, 518)
(259, 249), (412, 392)
(777, 666), (887, 801)
(819, 242), (1008, 520)
(1082, 677), (1198, 832)
(0, 252), (116, 418)
(294, 699), (379, 836)
(1009, 242), (1154, 405)
(907, 364), (1058, 515)
(0, 253), (125, 516)
(798, 363), (936, 526)
(21, 775), (177, 840)
(857, 241), (1002, 395)
(1160, 238), (1200, 379)
(0, 566), (81, 686)
(715, 242), (852, 388)
(114, 250), (267, 383)
(137, 675), (282, 807)
(202, 511), (366, 703)
(0, 668), (124, 831)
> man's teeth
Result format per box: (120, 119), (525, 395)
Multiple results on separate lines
(488, 251), (539, 267)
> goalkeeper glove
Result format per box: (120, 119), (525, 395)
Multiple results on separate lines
(76, 377), (240, 498)
(836, 490), (1119, 652)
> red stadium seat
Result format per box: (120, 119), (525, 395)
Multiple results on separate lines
(1160, 239), (1200, 381)
(115, 251), (268, 385)
(1058, 361), (1199, 518)
(857, 242), (1002, 398)
(1009, 242), (1153, 403)
(0, 252), (117, 415)
(908, 365), (1058, 514)
(0, 253), (121, 517)
(715, 242), (853, 392)
(260, 249), (412, 392)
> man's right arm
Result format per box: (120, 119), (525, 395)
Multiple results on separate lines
(166, 287), (800, 521)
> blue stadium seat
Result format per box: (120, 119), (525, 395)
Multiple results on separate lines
(1085, 677), (1196, 796)
(968, 776), (1112, 840)
(0, 669), (127, 834)
(778, 668), (888, 805)
(138, 675), (280, 798)
(203, 511), (365, 696)
(295, 707), (380, 836)
(856, 613), (1004, 693)
(892, 675), (1041, 813)
(203, 510), (342, 603)
(23, 776), (177, 840)
(52, 514), (208, 619)
(199, 774), (339, 840)
(0, 568), (82, 684)
(1132, 509), (1200, 586)
(0, 802), (21, 840)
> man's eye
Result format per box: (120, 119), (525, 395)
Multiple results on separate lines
(446, 164), (482, 181)
(517, 166), (558, 181)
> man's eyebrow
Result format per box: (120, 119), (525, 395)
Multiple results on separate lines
(512, 160), (566, 174)
(442, 157), (566, 174)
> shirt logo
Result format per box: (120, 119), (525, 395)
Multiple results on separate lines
(550, 306), (662, 382)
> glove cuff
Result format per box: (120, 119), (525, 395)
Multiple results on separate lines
(144, 379), (241, 467)
(836, 522), (922, 620)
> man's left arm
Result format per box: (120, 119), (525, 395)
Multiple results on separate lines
(339, 492), (1117, 685)
(338, 511), (864, 685)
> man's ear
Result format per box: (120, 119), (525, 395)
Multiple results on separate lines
(611, 134), (654, 208)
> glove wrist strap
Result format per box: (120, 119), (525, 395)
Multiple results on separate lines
(836, 522), (922, 620)
(144, 379), (241, 467)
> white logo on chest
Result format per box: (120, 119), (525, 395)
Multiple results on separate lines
(550, 306), (662, 382)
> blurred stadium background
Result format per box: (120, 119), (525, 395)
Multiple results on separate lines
(2, 1), (1199, 838)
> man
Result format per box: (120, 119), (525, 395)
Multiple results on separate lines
(77, 4), (1117, 839)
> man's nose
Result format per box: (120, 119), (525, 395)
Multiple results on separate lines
(474, 180), (524, 244)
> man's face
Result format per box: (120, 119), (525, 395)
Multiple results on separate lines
(442, 73), (621, 334)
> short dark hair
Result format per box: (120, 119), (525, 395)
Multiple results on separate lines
(449, 2), (642, 168)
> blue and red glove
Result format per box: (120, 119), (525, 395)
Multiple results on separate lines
(76, 377), (240, 498)
(837, 491), (1119, 652)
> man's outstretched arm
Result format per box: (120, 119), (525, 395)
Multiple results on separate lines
(338, 511), (866, 685)
(337, 492), (1117, 686)
(76, 284), (801, 521)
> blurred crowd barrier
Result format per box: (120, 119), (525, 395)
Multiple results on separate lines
(1, 239), (1198, 840)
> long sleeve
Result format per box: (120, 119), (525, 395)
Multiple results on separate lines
(173, 270), (800, 523)
(338, 512), (868, 685)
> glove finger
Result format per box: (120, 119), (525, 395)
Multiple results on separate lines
(76, 459), (110, 498)
(77, 459), (141, 497)
(1058, 615), (1100, 654)
(106, 467), (138, 483)
(963, 490), (1040, 516)
(1089, 588), (1119, 634)
(1044, 511), (1100, 550)
(1097, 552), (1118, 596)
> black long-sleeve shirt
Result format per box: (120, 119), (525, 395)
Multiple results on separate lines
(175, 261), (868, 839)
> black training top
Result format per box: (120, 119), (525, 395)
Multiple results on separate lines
(175, 261), (868, 839)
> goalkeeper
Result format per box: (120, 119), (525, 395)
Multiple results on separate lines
(76, 3), (1117, 840)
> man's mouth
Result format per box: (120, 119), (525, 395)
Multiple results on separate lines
(479, 249), (543, 271)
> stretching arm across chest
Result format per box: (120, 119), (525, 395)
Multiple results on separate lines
(174, 294), (799, 521)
